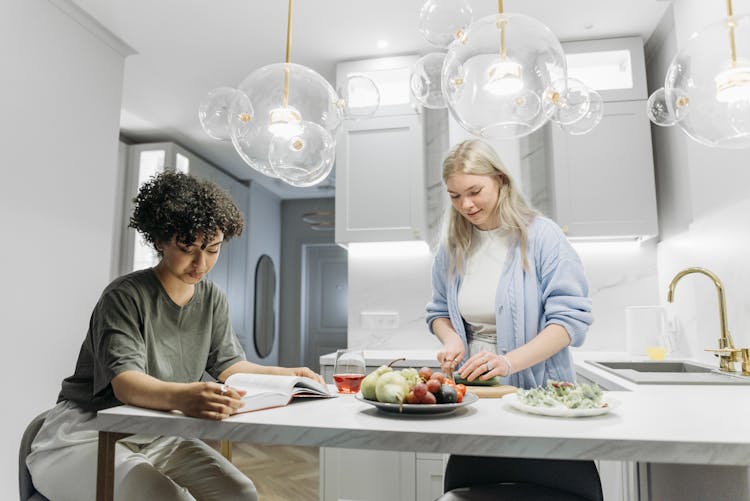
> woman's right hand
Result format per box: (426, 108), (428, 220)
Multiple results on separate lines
(436, 333), (466, 376)
(178, 382), (246, 420)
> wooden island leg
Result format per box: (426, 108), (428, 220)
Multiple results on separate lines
(96, 431), (132, 501)
(220, 440), (233, 461)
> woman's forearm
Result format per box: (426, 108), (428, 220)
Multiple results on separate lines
(111, 370), (189, 411)
(432, 317), (460, 344)
(505, 323), (571, 373)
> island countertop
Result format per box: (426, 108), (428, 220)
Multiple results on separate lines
(97, 350), (750, 466)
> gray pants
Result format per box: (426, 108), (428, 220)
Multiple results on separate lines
(27, 401), (257, 501)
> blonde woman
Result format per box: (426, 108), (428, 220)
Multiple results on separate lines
(425, 139), (593, 389)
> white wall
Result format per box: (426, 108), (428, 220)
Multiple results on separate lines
(0, 0), (129, 497)
(649, 0), (750, 366)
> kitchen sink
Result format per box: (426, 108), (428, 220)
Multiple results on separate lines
(586, 360), (750, 385)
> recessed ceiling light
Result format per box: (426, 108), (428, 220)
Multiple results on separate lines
(376, 39), (388, 49)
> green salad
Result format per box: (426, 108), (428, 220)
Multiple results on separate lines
(516, 380), (606, 409)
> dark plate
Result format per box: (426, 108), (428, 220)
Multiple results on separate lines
(355, 392), (478, 415)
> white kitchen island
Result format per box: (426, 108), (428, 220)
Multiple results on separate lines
(317, 349), (750, 501)
(93, 354), (750, 501)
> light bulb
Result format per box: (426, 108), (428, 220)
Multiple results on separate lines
(268, 106), (303, 139)
(484, 60), (524, 96)
(714, 66), (750, 103)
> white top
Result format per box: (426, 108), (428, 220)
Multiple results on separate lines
(458, 228), (510, 343)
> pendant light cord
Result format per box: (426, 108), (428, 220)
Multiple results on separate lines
(283, 0), (294, 106)
(498, 0), (506, 61)
(726, 0), (738, 68)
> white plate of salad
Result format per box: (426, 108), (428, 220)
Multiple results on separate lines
(505, 380), (619, 418)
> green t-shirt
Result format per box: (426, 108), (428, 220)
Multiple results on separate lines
(59, 268), (246, 411)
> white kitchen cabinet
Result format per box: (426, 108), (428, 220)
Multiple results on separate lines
(519, 36), (658, 240)
(335, 112), (427, 243)
(416, 453), (447, 501)
(320, 448), (417, 501)
(547, 99), (658, 239)
(335, 56), (452, 246)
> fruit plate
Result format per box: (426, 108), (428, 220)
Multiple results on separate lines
(504, 393), (619, 418)
(355, 392), (478, 415)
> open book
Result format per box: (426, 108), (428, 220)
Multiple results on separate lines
(224, 373), (334, 413)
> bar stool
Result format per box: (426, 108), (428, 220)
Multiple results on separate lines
(436, 455), (604, 501)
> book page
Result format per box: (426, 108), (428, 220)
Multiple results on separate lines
(224, 373), (333, 413)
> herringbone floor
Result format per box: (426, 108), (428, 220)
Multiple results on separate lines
(209, 441), (320, 500)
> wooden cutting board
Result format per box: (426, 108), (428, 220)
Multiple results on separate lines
(465, 385), (517, 398)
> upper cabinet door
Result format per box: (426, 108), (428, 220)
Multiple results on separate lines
(335, 113), (426, 243)
(549, 100), (658, 239)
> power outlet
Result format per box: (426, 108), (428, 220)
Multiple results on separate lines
(360, 311), (400, 329)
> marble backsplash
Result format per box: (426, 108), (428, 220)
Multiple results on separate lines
(347, 240), (660, 353)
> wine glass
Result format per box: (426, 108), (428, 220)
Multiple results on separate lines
(333, 349), (366, 394)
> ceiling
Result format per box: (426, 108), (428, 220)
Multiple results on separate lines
(71, 0), (671, 199)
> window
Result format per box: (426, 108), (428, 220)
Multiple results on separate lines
(128, 145), (191, 272)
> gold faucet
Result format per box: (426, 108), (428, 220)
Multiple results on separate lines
(667, 267), (739, 372)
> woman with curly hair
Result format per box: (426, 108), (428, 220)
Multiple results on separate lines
(27, 171), (322, 500)
(426, 140), (593, 389)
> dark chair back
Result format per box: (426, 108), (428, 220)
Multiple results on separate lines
(19, 410), (51, 501)
(443, 455), (604, 501)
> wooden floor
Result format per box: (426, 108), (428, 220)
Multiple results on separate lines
(209, 441), (320, 500)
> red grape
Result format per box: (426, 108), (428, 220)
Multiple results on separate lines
(405, 391), (417, 404)
(413, 382), (428, 398)
(426, 379), (441, 394)
(418, 367), (433, 381)
(422, 392), (437, 404)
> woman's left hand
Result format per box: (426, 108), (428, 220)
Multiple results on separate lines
(457, 352), (509, 382)
(285, 367), (326, 385)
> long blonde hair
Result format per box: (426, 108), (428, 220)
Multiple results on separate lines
(442, 139), (537, 275)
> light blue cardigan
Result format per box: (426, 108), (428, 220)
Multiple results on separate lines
(425, 216), (593, 389)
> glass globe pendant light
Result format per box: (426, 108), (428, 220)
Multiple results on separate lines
(228, 0), (341, 184)
(648, 0), (750, 148)
(441, 0), (567, 139)
(199, 0), (355, 187)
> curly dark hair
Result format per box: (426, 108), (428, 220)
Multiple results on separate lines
(129, 170), (244, 253)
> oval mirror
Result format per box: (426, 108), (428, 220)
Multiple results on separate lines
(253, 254), (276, 358)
